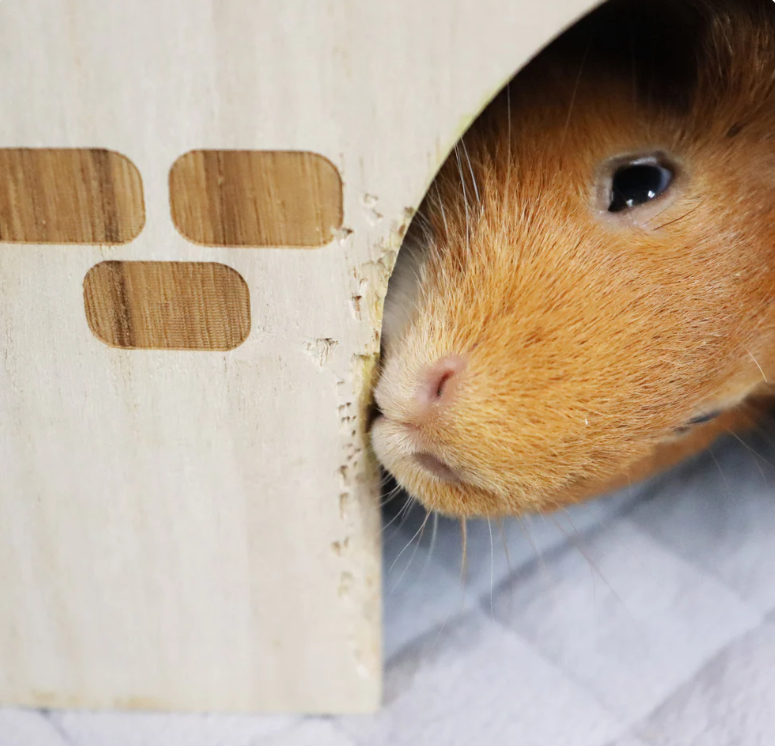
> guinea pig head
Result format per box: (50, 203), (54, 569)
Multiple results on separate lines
(371, 0), (775, 517)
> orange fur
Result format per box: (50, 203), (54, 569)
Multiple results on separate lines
(372, 0), (775, 517)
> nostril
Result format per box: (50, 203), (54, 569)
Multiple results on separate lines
(416, 355), (466, 411)
(435, 370), (454, 399)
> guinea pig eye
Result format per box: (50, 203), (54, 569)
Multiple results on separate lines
(685, 410), (721, 426)
(672, 409), (722, 438)
(608, 160), (674, 213)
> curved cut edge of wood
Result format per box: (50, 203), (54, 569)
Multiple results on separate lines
(83, 261), (251, 351)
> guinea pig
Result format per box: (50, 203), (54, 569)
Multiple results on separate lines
(371, 0), (775, 518)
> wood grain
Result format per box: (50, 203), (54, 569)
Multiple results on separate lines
(84, 261), (250, 350)
(169, 150), (343, 247)
(0, 148), (144, 244)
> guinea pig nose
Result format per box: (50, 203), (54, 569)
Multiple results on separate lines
(415, 355), (466, 413)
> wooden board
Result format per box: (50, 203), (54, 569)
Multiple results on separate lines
(0, 0), (600, 714)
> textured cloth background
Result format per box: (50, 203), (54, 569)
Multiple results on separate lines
(2, 426), (775, 745)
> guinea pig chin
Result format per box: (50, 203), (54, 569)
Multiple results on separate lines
(370, 413), (501, 516)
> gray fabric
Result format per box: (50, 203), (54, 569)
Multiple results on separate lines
(2, 429), (774, 745)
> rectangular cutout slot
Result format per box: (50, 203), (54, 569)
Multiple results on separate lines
(0, 148), (145, 244)
(169, 150), (343, 247)
(84, 262), (251, 351)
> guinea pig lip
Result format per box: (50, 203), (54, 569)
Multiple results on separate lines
(414, 452), (461, 483)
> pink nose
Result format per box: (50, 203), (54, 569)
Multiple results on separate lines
(414, 355), (466, 415)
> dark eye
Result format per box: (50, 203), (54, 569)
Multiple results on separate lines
(608, 161), (674, 213)
(673, 409), (722, 436)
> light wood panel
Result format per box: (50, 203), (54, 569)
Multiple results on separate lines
(0, 148), (144, 244)
(0, 0), (601, 715)
(169, 150), (343, 247)
(84, 262), (251, 350)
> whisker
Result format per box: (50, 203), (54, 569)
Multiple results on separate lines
(549, 514), (645, 639)
(643, 195), (698, 229)
(560, 32), (594, 151)
(419, 511), (440, 578)
(498, 519), (513, 576)
(454, 146), (472, 257)
(389, 510), (432, 592)
(726, 429), (771, 479)
(379, 483), (405, 508)
(651, 201), (702, 231)
(460, 517), (469, 594)
(497, 518), (514, 620)
(487, 518), (495, 616)
(747, 348), (769, 384)
(381, 494), (415, 535)
(750, 417), (775, 450)
(378, 472), (400, 490)
(432, 517), (470, 656)
(460, 138), (480, 204)
(709, 445), (732, 497)
(517, 515), (547, 582)
(564, 507), (669, 597)
(505, 84), (513, 216)
(433, 182), (450, 243)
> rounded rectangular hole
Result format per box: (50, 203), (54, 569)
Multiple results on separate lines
(0, 148), (145, 244)
(84, 261), (251, 351)
(169, 150), (343, 247)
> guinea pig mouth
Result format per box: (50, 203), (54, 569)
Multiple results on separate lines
(414, 452), (460, 483)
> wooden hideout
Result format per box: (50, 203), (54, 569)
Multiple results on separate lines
(0, 0), (599, 714)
